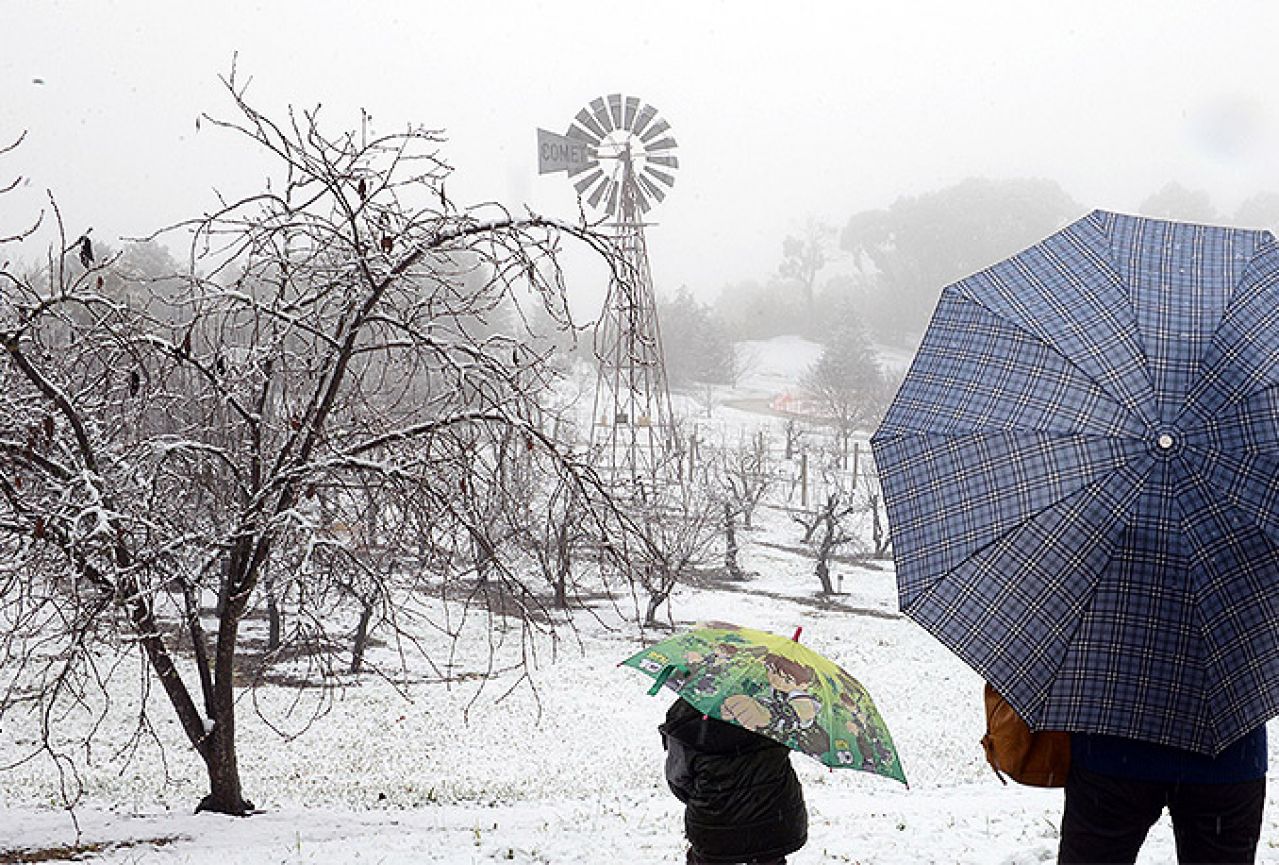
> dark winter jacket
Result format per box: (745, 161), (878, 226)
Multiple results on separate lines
(1071, 726), (1268, 784)
(660, 698), (807, 863)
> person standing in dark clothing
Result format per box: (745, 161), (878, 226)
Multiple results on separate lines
(660, 697), (808, 865)
(1058, 727), (1268, 864)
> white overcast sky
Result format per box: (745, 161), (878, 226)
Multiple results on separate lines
(3, 0), (1278, 302)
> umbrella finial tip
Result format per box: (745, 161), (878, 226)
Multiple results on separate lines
(792, 626), (803, 642)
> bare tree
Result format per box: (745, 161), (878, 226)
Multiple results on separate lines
(790, 457), (869, 596)
(728, 341), (761, 390)
(719, 429), (773, 531)
(501, 426), (597, 610)
(860, 462), (892, 560)
(782, 416), (804, 462)
(721, 500), (746, 580)
(621, 477), (720, 628)
(0, 71), (629, 815)
(792, 493), (860, 595)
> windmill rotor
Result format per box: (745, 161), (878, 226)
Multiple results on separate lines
(539, 94), (679, 217)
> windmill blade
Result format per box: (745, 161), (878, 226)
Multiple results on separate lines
(635, 186), (653, 213)
(566, 152), (600, 178)
(639, 119), (670, 144)
(607, 94), (625, 128)
(638, 173), (667, 203)
(573, 168), (605, 194)
(587, 177), (611, 210)
(568, 123), (602, 149)
(573, 109), (606, 142)
(647, 155), (680, 170)
(623, 96), (639, 130)
(645, 136), (678, 154)
(590, 97), (615, 133)
(568, 156), (601, 179)
(642, 166), (677, 189)
(632, 104), (658, 139)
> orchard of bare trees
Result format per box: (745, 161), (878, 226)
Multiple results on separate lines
(0, 70), (663, 815)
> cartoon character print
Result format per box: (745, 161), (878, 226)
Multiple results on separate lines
(636, 629), (751, 694)
(684, 641), (746, 698)
(721, 652), (829, 756)
(833, 686), (896, 772)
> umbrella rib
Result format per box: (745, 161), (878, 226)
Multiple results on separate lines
(1169, 465), (1234, 751)
(1181, 445), (1279, 547)
(955, 257), (1155, 431)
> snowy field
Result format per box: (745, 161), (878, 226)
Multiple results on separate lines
(3, 337), (1278, 864)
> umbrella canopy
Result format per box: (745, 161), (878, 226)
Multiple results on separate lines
(871, 209), (1279, 755)
(621, 621), (906, 783)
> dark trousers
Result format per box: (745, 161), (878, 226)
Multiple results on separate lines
(1058, 766), (1266, 864)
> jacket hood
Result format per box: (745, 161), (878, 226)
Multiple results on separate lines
(661, 697), (785, 756)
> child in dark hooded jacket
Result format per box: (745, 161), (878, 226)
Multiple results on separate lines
(660, 697), (807, 864)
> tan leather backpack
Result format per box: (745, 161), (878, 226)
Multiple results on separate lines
(980, 682), (1071, 787)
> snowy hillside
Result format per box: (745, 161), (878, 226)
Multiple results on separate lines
(2, 336), (1274, 865)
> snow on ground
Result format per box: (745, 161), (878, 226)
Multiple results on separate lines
(3, 336), (1279, 864)
(735, 336), (826, 399)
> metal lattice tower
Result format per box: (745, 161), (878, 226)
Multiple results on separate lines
(538, 94), (680, 493)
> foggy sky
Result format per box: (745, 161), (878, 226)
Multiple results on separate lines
(4, 0), (1278, 305)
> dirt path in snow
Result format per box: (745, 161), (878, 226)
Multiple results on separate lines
(718, 396), (787, 417)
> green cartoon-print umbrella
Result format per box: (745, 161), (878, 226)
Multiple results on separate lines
(622, 621), (906, 784)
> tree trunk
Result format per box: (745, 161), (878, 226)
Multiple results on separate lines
(182, 584), (216, 715)
(815, 553), (835, 595)
(265, 585), (282, 652)
(644, 591), (666, 627)
(350, 601), (374, 674)
(215, 558), (232, 618)
(815, 515), (836, 595)
(552, 523), (571, 609)
(193, 540), (258, 816)
(724, 503), (744, 580)
(643, 564), (670, 627)
(197, 717), (253, 815)
(554, 571), (568, 609)
(870, 493), (890, 558)
(115, 571), (251, 815)
(473, 533), (494, 582)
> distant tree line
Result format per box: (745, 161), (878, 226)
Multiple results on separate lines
(658, 175), (1279, 409)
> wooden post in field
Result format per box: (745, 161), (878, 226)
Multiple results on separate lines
(800, 453), (809, 507)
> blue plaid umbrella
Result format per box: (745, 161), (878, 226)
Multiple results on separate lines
(871, 210), (1279, 755)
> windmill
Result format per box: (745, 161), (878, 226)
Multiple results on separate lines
(538, 94), (680, 494)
